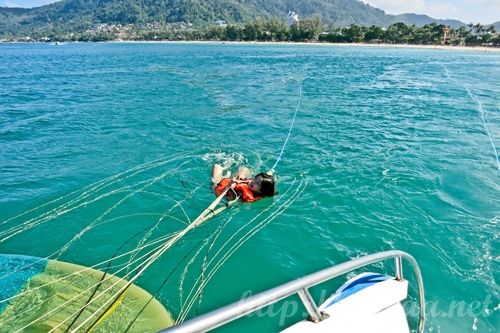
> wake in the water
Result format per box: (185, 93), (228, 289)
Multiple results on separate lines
(440, 64), (500, 175)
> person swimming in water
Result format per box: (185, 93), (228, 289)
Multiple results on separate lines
(211, 162), (276, 202)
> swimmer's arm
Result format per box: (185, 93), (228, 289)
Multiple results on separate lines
(212, 164), (231, 185)
(212, 164), (223, 185)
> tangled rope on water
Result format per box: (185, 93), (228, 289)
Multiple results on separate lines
(176, 175), (308, 323)
(1, 62), (313, 331)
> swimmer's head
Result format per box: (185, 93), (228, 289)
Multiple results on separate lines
(248, 173), (276, 197)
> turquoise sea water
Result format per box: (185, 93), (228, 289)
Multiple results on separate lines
(0, 43), (498, 332)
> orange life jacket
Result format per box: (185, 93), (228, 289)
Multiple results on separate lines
(214, 178), (262, 203)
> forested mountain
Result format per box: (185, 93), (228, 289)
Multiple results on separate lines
(0, 0), (469, 38)
(392, 13), (464, 29)
(1, 0), (388, 27)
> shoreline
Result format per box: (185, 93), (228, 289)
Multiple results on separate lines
(3, 39), (500, 52)
(109, 40), (500, 53)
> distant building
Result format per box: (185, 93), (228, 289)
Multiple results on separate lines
(286, 11), (299, 27)
(215, 20), (227, 28)
(442, 26), (451, 45)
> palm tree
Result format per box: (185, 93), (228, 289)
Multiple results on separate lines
(473, 23), (483, 35)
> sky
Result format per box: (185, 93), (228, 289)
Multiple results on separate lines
(1, 0), (499, 24)
(1, 0), (52, 8)
(362, 0), (499, 23)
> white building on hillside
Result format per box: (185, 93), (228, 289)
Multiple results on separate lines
(215, 20), (227, 28)
(286, 11), (299, 27)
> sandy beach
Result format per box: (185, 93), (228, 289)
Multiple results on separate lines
(4, 39), (498, 52)
(109, 39), (500, 53)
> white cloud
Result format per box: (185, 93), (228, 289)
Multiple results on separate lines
(475, 0), (500, 11)
(427, 3), (460, 19)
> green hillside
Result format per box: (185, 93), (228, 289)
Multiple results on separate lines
(0, 0), (469, 38)
(0, 0), (390, 27)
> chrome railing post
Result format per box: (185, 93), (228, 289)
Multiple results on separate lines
(297, 288), (326, 323)
(404, 256), (426, 333)
(394, 255), (403, 281)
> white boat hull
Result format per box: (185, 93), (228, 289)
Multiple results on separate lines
(282, 273), (410, 333)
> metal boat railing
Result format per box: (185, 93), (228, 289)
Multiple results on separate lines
(159, 250), (425, 333)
